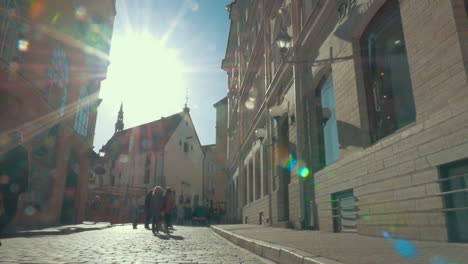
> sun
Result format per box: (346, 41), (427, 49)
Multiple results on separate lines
(102, 31), (187, 125)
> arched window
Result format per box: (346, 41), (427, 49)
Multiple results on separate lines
(0, 0), (27, 64)
(360, 0), (415, 143)
(74, 86), (90, 136)
(47, 43), (70, 116)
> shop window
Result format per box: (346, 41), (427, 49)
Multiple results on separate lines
(440, 159), (468, 243)
(360, 0), (415, 143)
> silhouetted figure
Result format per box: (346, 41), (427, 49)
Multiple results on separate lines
(0, 147), (29, 243)
(162, 187), (175, 233)
(144, 190), (153, 229)
(151, 186), (164, 235)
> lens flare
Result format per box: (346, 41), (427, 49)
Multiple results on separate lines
(51, 13), (60, 24)
(363, 215), (371, 220)
(0, 174), (10, 184)
(17, 39), (29, 52)
(30, 0), (46, 19)
(382, 231), (391, 239)
(24, 205), (37, 216)
(245, 100), (255, 110)
(299, 167), (310, 178)
(394, 239), (418, 259)
(75, 6), (87, 20)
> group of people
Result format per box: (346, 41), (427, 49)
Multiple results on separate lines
(143, 186), (175, 235)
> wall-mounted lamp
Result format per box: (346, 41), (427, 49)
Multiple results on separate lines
(269, 105), (286, 122)
(254, 128), (267, 143)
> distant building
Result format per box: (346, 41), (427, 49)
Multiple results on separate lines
(202, 144), (216, 208)
(88, 107), (205, 223)
(0, 0), (116, 230)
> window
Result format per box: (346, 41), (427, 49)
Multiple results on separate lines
(440, 160), (468, 243)
(0, 0), (25, 64)
(193, 194), (199, 207)
(465, 0), (468, 16)
(320, 74), (340, 165)
(144, 169), (150, 184)
(74, 86), (90, 137)
(255, 151), (261, 200)
(47, 43), (70, 116)
(111, 175), (115, 186)
(360, 0), (415, 143)
(332, 189), (357, 233)
(184, 142), (189, 152)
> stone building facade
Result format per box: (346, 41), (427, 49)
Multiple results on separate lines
(222, 0), (468, 242)
(213, 97), (228, 214)
(0, 0), (116, 230)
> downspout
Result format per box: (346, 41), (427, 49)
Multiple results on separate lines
(202, 151), (206, 207)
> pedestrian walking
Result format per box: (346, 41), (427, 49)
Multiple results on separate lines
(144, 189), (153, 230)
(151, 186), (164, 235)
(131, 205), (142, 229)
(162, 187), (175, 234)
(176, 205), (185, 225)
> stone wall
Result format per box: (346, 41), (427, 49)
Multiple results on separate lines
(314, 0), (468, 241)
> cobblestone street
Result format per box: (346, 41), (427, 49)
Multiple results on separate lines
(0, 226), (273, 264)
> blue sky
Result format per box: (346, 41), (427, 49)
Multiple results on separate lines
(93, 0), (232, 150)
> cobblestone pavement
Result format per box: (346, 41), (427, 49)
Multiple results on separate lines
(0, 225), (274, 264)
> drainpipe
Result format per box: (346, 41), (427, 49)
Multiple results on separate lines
(202, 152), (206, 207)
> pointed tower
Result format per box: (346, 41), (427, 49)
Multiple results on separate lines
(115, 102), (124, 133)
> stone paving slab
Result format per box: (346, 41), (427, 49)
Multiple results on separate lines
(212, 225), (468, 264)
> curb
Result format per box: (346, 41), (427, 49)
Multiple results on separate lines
(211, 226), (345, 264)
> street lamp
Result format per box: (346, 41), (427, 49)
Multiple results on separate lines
(275, 26), (292, 57)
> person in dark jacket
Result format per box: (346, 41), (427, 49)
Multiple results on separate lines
(144, 189), (153, 229)
(162, 188), (175, 233)
(151, 186), (164, 235)
(0, 146), (29, 243)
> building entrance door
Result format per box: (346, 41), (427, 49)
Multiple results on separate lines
(60, 153), (79, 224)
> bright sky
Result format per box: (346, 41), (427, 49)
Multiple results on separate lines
(93, 0), (232, 150)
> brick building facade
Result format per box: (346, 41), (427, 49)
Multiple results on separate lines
(0, 0), (116, 230)
(223, 0), (468, 242)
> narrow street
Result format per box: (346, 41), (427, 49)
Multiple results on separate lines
(0, 226), (273, 264)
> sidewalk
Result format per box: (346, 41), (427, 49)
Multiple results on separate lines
(212, 225), (468, 264)
(1, 222), (112, 238)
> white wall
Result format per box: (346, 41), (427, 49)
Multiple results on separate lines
(163, 113), (204, 208)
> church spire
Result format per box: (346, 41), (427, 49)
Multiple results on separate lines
(115, 102), (124, 133)
(183, 87), (190, 113)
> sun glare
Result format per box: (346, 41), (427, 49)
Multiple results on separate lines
(102, 32), (186, 125)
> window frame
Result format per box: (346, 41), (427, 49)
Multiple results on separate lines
(360, 0), (415, 143)
(74, 85), (90, 137)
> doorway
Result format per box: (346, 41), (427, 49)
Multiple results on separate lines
(60, 152), (79, 224)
